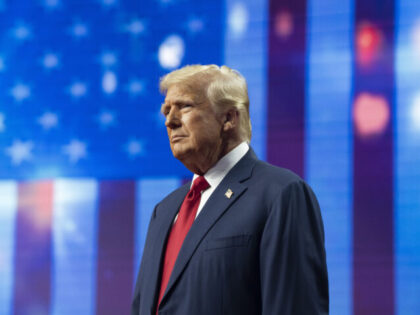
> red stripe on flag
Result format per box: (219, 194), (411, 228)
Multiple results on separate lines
(13, 181), (54, 315)
(96, 181), (136, 315)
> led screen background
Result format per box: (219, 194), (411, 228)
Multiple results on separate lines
(0, 0), (419, 314)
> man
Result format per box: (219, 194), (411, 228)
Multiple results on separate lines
(131, 65), (329, 315)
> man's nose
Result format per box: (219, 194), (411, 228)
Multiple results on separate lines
(165, 109), (181, 129)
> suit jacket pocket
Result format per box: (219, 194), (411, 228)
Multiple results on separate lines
(205, 235), (252, 251)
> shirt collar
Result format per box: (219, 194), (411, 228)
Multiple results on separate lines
(192, 142), (249, 189)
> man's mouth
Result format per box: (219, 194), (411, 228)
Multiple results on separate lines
(171, 135), (186, 143)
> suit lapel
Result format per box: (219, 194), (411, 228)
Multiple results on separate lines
(144, 183), (190, 314)
(160, 149), (258, 306)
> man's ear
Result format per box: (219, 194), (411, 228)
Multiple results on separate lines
(223, 108), (239, 132)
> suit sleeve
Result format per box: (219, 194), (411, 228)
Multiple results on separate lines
(131, 283), (140, 315)
(259, 180), (329, 315)
(131, 204), (159, 315)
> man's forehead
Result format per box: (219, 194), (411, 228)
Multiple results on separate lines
(164, 85), (205, 104)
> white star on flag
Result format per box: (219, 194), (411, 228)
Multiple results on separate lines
(188, 18), (204, 34)
(71, 22), (88, 38)
(6, 140), (34, 165)
(43, 53), (59, 69)
(12, 24), (31, 41)
(97, 110), (116, 128)
(125, 19), (145, 35)
(127, 79), (145, 96)
(100, 51), (118, 67)
(0, 0), (214, 178)
(62, 139), (87, 163)
(10, 83), (31, 102)
(38, 112), (58, 130)
(69, 82), (87, 98)
(125, 139), (143, 158)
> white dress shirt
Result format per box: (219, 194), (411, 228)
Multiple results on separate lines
(193, 141), (249, 218)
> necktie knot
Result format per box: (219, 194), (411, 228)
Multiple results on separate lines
(191, 176), (210, 195)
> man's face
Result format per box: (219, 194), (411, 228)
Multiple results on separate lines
(161, 85), (224, 173)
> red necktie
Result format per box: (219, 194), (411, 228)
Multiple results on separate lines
(156, 176), (210, 312)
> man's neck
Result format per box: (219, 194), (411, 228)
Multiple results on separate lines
(187, 139), (243, 175)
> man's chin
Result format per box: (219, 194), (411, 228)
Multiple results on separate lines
(170, 146), (192, 161)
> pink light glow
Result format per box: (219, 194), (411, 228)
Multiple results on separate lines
(353, 92), (390, 137)
(275, 11), (293, 39)
(18, 182), (53, 231)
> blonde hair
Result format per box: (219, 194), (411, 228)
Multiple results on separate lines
(160, 64), (252, 142)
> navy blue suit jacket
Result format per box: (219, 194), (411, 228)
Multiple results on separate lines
(131, 149), (329, 315)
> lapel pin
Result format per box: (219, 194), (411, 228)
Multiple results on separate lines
(225, 189), (233, 199)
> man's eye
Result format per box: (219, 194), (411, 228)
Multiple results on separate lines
(181, 103), (192, 109)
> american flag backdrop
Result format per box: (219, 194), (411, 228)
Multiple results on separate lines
(0, 0), (419, 314)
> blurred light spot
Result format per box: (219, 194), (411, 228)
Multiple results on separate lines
(412, 21), (420, 60)
(158, 35), (185, 69)
(356, 22), (383, 66)
(353, 92), (390, 137)
(0, 56), (4, 71)
(228, 3), (248, 38)
(411, 94), (420, 131)
(275, 11), (293, 39)
(102, 71), (117, 94)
